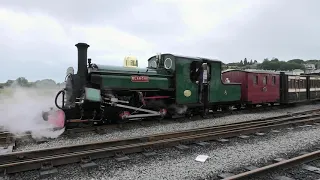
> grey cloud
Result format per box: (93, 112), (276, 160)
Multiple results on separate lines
(0, 0), (186, 38)
(1, 44), (76, 82)
(162, 0), (320, 62)
(1, 0), (320, 82)
(214, 0), (320, 62)
(0, 0), (136, 24)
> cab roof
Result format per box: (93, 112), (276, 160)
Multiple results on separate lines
(147, 53), (221, 63)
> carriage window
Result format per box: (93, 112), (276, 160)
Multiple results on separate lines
(263, 76), (267, 85)
(272, 76), (276, 85)
(299, 80), (304, 88)
(288, 80), (292, 88)
(253, 75), (258, 85)
(291, 79), (295, 88)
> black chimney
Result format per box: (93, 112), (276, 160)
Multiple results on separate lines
(75, 43), (90, 77)
(75, 43), (89, 90)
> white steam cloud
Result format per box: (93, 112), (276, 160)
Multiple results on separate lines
(0, 86), (65, 139)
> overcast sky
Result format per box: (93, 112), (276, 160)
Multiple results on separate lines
(1, 0), (319, 82)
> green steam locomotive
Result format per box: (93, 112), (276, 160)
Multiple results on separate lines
(44, 43), (241, 128)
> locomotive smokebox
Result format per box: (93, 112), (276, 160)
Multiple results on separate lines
(75, 43), (90, 81)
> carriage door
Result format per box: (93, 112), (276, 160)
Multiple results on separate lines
(294, 76), (300, 101)
(199, 61), (210, 111)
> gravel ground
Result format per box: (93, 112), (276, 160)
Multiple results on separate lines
(14, 104), (320, 152)
(7, 119), (320, 180)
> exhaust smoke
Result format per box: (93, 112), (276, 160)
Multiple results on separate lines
(0, 86), (65, 139)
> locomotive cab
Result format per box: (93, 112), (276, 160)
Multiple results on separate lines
(147, 53), (174, 72)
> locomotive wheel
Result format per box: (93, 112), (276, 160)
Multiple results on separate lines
(117, 111), (130, 124)
(155, 108), (167, 122)
(200, 108), (209, 118)
(185, 111), (193, 119)
(235, 104), (242, 110)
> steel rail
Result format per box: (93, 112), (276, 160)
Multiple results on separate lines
(222, 150), (320, 180)
(0, 112), (319, 174)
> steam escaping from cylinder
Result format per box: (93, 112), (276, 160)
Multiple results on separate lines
(168, 104), (188, 115)
(0, 86), (65, 139)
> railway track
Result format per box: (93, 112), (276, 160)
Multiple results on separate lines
(0, 108), (320, 177)
(63, 103), (315, 136)
(0, 104), (287, 149)
(220, 149), (320, 180)
(0, 132), (17, 154)
(0, 103), (315, 143)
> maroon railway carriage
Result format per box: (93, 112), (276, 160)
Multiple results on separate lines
(222, 70), (280, 106)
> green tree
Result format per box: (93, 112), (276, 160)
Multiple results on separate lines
(288, 59), (304, 64)
(16, 77), (29, 87)
(244, 58), (248, 65)
(5, 80), (14, 87)
(257, 59), (305, 71)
